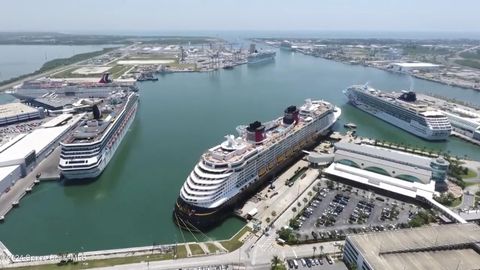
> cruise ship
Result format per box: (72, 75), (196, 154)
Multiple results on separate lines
(247, 50), (276, 64)
(174, 99), (341, 230)
(59, 90), (139, 179)
(344, 84), (451, 141)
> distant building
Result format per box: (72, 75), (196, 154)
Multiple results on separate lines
(0, 103), (44, 126)
(343, 223), (480, 270)
(389, 62), (441, 73)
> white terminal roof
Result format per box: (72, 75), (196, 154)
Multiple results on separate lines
(334, 142), (434, 169)
(324, 163), (436, 199)
(0, 103), (38, 118)
(392, 62), (440, 68)
(0, 114), (84, 165)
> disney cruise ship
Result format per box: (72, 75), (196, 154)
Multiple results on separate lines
(174, 99), (341, 230)
(59, 91), (138, 179)
(344, 84), (451, 141)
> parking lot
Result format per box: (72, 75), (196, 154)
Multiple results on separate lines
(293, 182), (418, 239)
(286, 257), (347, 270)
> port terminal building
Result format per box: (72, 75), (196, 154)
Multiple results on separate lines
(0, 103), (44, 126)
(389, 62), (441, 73)
(441, 110), (480, 141)
(343, 223), (480, 270)
(323, 142), (468, 224)
(327, 142), (449, 187)
(0, 114), (83, 194)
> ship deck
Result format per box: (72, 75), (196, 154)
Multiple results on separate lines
(203, 101), (332, 164)
(62, 93), (134, 145)
(355, 86), (441, 115)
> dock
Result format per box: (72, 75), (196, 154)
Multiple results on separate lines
(451, 131), (480, 147)
(236, 159), (319, 225)
(0, 147), (62, 220)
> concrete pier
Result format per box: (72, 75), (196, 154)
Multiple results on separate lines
(0, 147), (61, 219)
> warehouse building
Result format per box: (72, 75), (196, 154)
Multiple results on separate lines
(343, 223), (480, 270)
(0, 114), (83, 194)
(389, 62), (441, 73)
(0, 103), (44, 126)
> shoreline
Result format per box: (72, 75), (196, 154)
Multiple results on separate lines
(300, 52), (480, 92)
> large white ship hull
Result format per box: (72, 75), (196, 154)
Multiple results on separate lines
(349, 100), (447, 141)
(60, 102), (138, 180)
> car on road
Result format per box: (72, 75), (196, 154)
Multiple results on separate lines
(326, 255), (333, 264)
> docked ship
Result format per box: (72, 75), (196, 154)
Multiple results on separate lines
(59, 91), (139, 179)
(247, 50), (276, 64)
(344, 84), (451, 140)
(174, 99), (341, 231)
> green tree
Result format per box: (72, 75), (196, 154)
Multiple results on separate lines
(271, 255), (285, 270)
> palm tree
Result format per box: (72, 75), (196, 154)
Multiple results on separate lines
(319, 245), (324, 258)
(313, 246), (317, 257)
(271, 255), (281, 268)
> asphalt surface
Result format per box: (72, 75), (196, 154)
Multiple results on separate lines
(296, 184), (415, 238)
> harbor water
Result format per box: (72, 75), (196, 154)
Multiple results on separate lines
(1, 47), (480, 255)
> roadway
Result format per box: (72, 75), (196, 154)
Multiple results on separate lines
(93, 167), (343, 270)
(93, 236), (341, 270)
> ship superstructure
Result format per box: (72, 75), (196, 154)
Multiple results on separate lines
(174, 99), (341, 230)
(59, 90), (138, 179)
(344, 85), (451, 140)
(247, 50), (276, 64)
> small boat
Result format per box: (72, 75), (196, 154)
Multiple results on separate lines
(223, 64), (234, 70)
(137, 74), (158, 81)
(344, 122), (357, 129)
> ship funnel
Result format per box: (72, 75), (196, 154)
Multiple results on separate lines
(246, 121), (266, 143)
(283, 105), (299, 125)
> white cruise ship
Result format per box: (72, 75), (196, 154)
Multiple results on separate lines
(59, 91), (138, 179)
(247, 50), (276, 64)
(344, 85), (451, 141)
(174, 99), (341, 230)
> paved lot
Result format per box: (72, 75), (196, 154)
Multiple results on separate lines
(287, 258), (347, 270)
(295, 182), (416, 238)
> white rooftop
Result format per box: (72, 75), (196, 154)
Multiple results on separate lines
(0, 103), (38, 118)
(324, 163), (436, 199)
(392, 62), (440, 68)
(0, 165), (19, 180)
(0, 114), (83, 165)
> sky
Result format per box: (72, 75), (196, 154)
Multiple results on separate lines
(1, 0), (479, 34)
